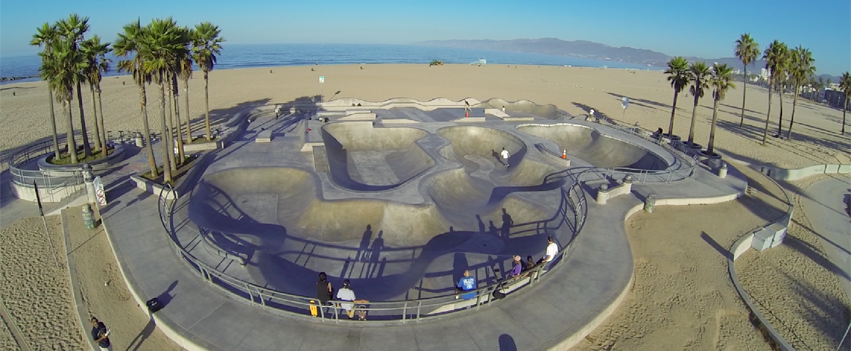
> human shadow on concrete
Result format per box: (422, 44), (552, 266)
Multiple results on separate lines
(498, 334), (518, 351)
(182, 179), (571, 308)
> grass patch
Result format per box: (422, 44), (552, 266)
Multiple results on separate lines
(185, 135), (217, 143)
(48, 147), (114, 165)
(140, 155), (198, 185)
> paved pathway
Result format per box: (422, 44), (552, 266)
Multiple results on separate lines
(800, 176), (851, 299)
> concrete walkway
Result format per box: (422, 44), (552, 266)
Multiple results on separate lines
(95, 107), (747, 350)
(800, 176), (851, 299)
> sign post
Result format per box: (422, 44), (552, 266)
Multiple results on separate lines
(621, 97), (630, 120)
(93, 176), (107, 207)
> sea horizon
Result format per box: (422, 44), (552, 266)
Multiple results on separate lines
(1, 43), (656, 84)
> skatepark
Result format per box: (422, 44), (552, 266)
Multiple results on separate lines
(54, 97), (745, 350)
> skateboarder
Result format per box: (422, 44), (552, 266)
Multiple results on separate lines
(500, 147), (510, 168)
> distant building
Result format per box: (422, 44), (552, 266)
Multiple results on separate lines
(760, 68), (770, 81)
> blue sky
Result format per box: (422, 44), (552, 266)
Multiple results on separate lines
(2, 0), (849, 75)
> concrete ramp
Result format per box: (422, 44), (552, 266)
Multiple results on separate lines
(321, 123), (435, 191)
(518, 124), (668, 170)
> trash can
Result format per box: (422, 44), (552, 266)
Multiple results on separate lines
(644, 195), (656, 213)
(82, 204), (96, 229)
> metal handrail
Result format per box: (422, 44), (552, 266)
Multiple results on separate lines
(157, 170), (589, 323)
(7, 138), (85, 187)
(528, 122), (698, 185)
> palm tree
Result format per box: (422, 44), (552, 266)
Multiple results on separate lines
(686, 61), (710, 146)
(115, 19), (157, 178)
(761, 40), (788, 145)
(143, 17), (186, 183)
(664, 56), (690, 136)
(178, 28), (194, 144)
(32, 23), (63, 160)
(735, 33), (760, 127)
(57, 14), (92, 157)
(840, 72), (851, 135)
(191, 22), (225, 141)
(40, 41), (81, 164)
(786, 46), (815, 140)
(82, 35), (111, 154)
(706, 64), (736, 154)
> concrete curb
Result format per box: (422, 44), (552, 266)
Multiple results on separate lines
(721, 153), (850, 181)
(60, 209), (99, 351)
(726, 173), (797, 351)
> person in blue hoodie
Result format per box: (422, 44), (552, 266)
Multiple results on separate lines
(456, 270), (477, 300)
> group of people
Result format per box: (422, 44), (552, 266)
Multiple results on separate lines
(456, 236), (560, 300)
(315, 272), (370, 320)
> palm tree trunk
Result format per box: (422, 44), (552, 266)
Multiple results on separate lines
(667, 90), (679, 135)
(739, 67), (747, 127)
(47, 89), (61, 159)
(707, 98), (720, 154)
(776, 84), (784, 137)
(96, 87), (107, 154)
(89, 85), (102, 152)
(788, 85), (799, 140)
(75, 81), (91, 157)
(687, 92), (699, 145)
(183, 77), (192, 143)
(165, 79), (177, 172)
(171, 75), (185, 164)
(204, 70), (212, 141)
(65, 100), (78, 164)
(762, 78), (773, 145)
(139, 82), (158, 178)
(159, 78), (173, 183)
(842, 107), (847, 135)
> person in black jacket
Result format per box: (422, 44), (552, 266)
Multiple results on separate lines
(90, 317), (112, 351)
(316, 272), (333, 316)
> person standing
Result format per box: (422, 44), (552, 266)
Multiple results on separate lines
(336, 279), (369, 319)
(500, 147), (510, 168)
(274, 105), (281, 119)
(90, 317), (112, 351)
(316, 272), (333, 316)
(456, 270), (477, 300)
(542, 236), (559, 270)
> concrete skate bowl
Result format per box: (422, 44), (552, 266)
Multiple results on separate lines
(517, 124), (669, 170)
(476, 98), (568, 119)
(181, 166), (578, 312)
(321, 122), (435, 191)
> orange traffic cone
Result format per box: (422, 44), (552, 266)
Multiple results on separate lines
(465, 112), (469, 117)
(562, 150), (566, 159)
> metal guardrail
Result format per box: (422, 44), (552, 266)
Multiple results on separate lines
(7, 139), (84, 188)
(157, 170), (589, 323)
(530, 122), (699, 185)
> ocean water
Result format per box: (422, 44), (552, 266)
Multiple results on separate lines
(1, 44), (653, 84)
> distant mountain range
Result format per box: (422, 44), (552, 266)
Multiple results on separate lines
(414, 38), (841, 82)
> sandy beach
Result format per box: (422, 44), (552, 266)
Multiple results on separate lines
(0, 64), (849, 350)
(1, 64), (848, 168)
(574, 165), (788, 351)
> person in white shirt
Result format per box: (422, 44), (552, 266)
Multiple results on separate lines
(542, 236), (559, 270)
(500, 147), (510, 168)
(336, 279), (368, 319)
(274, 105), (281, 119)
